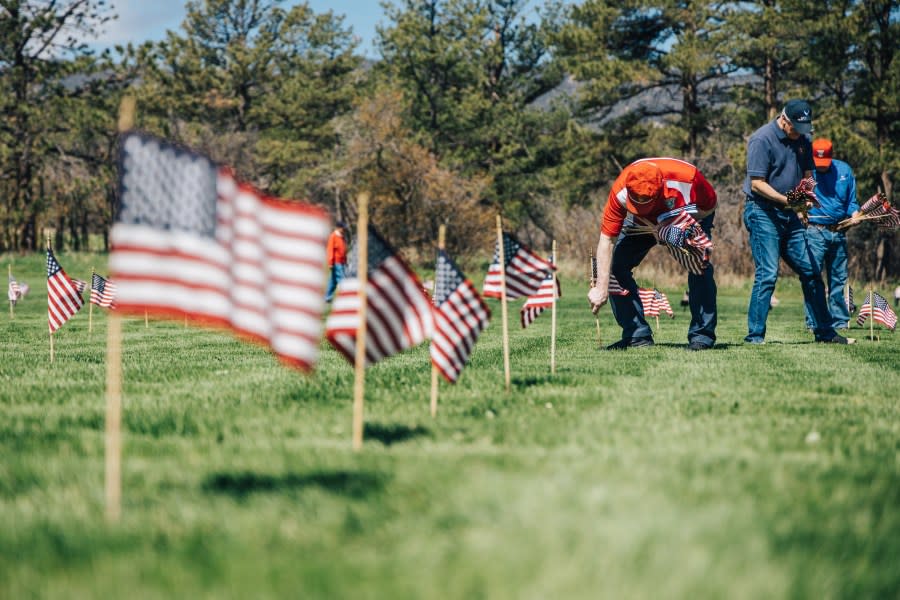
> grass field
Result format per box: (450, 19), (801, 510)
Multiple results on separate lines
(2, 251), (899, 599)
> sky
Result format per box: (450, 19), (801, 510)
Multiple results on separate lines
(91, 1), (390, 58)
(90, 1), (567, 59)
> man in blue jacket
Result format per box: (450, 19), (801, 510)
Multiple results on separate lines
(804, 138), (860, 330)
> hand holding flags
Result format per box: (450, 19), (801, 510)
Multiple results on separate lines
(839, 192), (899, 230)
(785, 176), (819, 216)
(656, 211), (712, 275)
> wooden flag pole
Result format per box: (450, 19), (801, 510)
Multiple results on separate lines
(655, 314), (660, 332)
(89, 267), (95, 333)
(550, 240), (557, 375)
(590, 249), (601, 346)
(8, 264), (13, 319)
(430, 224), (446, 418)
(869, 285), (875, 341)
(104, 94), (134, 523)
(496, 215), (511, 391)
(47, 236), (54, 362)
(144, 310), (148, 328)
(352, 192), (370, 451)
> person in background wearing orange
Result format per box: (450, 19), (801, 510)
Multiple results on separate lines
(325, 220), (348, 302)
(588, 158), (718, 351)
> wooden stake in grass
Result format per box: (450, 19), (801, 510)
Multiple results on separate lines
(89, 267), (95, 334)
(550, 239), (558, 375)
(352, 192), (370, 451)
(105, 94), (135, 523)
(47, 236), (54, 363)
(869, 285), (876, 341)
(430, 224), (446, 418)
(590, 249), (601, 346)
(8, 264), (14, 320)
(496, 215), (511, 392)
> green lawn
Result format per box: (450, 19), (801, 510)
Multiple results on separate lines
(2, 251), (899, 599)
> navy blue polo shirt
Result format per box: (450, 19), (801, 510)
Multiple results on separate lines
(742, 119), (814, 202)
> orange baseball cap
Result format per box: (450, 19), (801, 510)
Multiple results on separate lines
(812, 138), (833, 169)
(624, 161), (663, 213)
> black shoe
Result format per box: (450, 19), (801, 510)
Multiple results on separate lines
(817, 334), (855, 345)
(686, 340), (712, 351)
(606, 337), (654, 350)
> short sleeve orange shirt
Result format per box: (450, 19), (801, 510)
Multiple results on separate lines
(601, 158), (718, 237)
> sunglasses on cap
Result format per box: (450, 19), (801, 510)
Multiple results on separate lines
(627, 191), (655, 205)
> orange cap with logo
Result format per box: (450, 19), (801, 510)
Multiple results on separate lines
(624, 162), (663, 214)
(812, 138), (833, 169)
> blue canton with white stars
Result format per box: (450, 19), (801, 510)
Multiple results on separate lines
(434, 250), (465, 306)
(118, 133), (218, 237)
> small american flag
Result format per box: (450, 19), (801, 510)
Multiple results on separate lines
(655, 289), (674, 318)
(8, 273), (21, 304)
(111, 132), (330, 371)
(91, 273), (117, 308)
(591, 253), (629, 297)
(608, 274), (630, 297)
(72, 279), (87, 294)
(483, 232), (555, 299)
(657, 212), (712, 275)
(638, 288), (659, 317)
(326, 226), (434, 366)
(520, 267), (561, 329)
(47, 249), (84, 333)
(856, 291), (897, 331)
(430, 249), (490, 383)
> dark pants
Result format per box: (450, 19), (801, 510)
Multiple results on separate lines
(742, 200), (836, 342)
(609, 214), (717, 346)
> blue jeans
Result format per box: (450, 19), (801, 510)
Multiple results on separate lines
(325, 263), (345, 302)
(742, 200), (836, 342)
(804, 226), (850, 330)
(609, 214), (717, 346)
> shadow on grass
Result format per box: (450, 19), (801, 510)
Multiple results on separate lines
(652, 342), (738, 350)
(203, 469), (386, 499)
(512, 375), (554, 388)
(363, 422), (430, 446)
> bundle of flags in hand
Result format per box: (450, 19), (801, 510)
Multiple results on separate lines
(483, 232), (555, 299)
(856, 291), (897, 331)
(656, 209), (712, 275)
(840, 192), (900, 230)
(785, 176), (819, 215)
(521, 266), (561, 328)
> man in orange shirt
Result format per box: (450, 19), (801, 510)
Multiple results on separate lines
(325, 220), (348, 302)
(588, 158), (718, 350)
